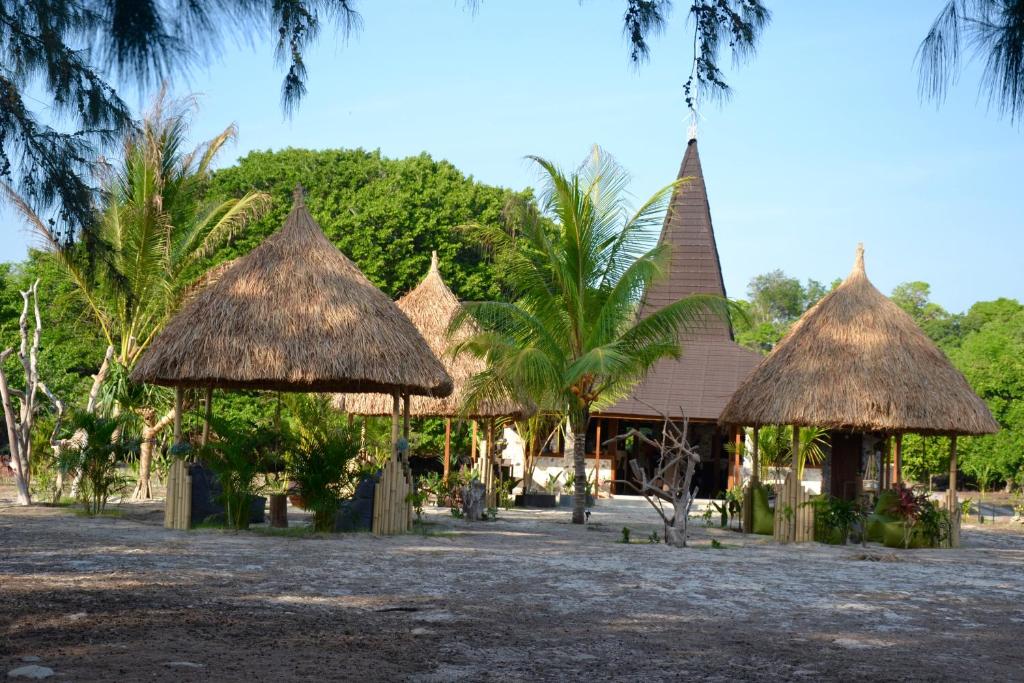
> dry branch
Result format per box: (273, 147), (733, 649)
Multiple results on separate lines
(606, 403), (700, 547)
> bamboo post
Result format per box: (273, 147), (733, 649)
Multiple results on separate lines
(201, 387), (213, 447)
(443, 418), (452, 480)
(894, 433), (903, 484)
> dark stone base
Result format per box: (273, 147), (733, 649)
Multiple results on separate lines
(516, 493), (557, 508)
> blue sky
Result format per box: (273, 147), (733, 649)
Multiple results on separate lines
(2, 1), (1021, 313)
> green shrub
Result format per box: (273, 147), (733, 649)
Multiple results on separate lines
(287, 428), (360, 533)
(199, 419), (278, 530)
(809, 495), (861, 545)
(58, 413), (134, 515)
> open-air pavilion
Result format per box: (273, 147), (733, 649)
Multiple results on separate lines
(719, 244), (999, 544)
(130, 187), (453, 532)
(339, 251), (531, 488)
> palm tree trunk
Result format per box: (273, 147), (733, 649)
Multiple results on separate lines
(571, 410), (589, 524)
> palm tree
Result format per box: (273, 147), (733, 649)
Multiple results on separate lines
(3, 94), (270, 499)
(918, 0), (1024, 122)
(456, 148), (734, 524)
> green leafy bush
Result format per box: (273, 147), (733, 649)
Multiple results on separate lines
(199, 419), (278, 530)
(809, 495), (861, 545)
(287, 428), (360, 532)
(58, 413), (134, 515)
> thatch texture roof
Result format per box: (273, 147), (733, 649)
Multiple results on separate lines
(131, 188), (453, 396)
(719, 245), (998, 436)
(338, 252), (531, 418)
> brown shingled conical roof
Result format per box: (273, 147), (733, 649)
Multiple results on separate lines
(131, 187), (453, 396)
(719, 245), (999, 436)
(601, 138), (761, 421)
(338, 252), (532, 418)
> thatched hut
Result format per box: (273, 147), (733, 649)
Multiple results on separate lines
(131, 187), (452, 530)
(339, 252), (531, 476)
(719, 244), (997, 542)
(132, 189), (452, 398)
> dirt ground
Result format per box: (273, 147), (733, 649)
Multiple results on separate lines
(1, 491), (1023, 682)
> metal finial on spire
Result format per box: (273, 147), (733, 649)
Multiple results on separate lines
(292, 183), (306, 207)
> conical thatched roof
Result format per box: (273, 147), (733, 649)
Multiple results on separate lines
(719, 245), (998, 436)
(338, 252), (531, 418)
(131, 188), (453, 396)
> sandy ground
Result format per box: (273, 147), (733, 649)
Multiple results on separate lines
(1, 492), (1023, 682)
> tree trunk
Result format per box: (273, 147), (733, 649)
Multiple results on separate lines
(571, 413), (589, 524)
(132, 406), (175, 500)
(12, 457), (31, 506)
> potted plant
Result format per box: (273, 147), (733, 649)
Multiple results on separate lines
(517, 471), (559, 507)
(558, 471), (596, 507)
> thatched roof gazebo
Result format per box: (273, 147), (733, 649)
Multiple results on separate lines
(339, 252), (531, 476)
(131, 187), (453, 530)
(719, 244), (997, 543)
(133, 189), (452, 397)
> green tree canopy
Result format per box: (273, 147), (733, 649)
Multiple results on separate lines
(205, 148), (532, 301)
(733, 270), (830, 352)
(950, 302), (1024, 487)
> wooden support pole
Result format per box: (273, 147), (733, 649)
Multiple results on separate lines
(486, 419), (494, 464)
(791, 425), (800, 538)
(883, 436), (892, 489)
(594, 419), (602, 497)
(894, 433), (903, 484)
(173, 386), (183, 445)
(791, 425), (800, 478)
(443, 418), (451, 480)
(402, 393), (410, 443)
(949, 435), (960, 547)
(201, 387), (213, 447)
(733, 428), (743, 487)
(949, 436), (958, 497)
(390, 392), (401, 458)
(471, 420), (478, 464)
(751, 426), (760, 485)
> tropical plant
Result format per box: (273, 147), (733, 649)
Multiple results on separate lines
(809, 495), (861, 545)
(287, 425), (361, 533)
(456, 148), (734, 524)
(57, 412), (134, 515)
(199, 420), (278, 530)
(5, 94), (270, 500)
(543, 472), (563, 494)
(916, 500), (953, 548)
(513, 413), (564, 493)
(751, 425), (829, 480)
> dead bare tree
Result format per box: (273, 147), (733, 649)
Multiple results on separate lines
(0, 281), (64, 505)
(606, 407), (699, 547)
